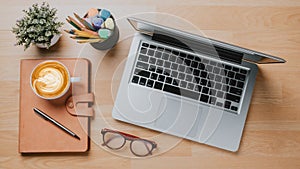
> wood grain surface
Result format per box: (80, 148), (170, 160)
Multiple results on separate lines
(0, 0), (299, 169)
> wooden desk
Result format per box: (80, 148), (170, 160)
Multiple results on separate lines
(1, 0), (299, 168)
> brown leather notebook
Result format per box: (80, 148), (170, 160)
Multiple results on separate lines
(19, 58), (93, 153)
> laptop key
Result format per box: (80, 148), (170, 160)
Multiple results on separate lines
(158, 75), (165, 82)
(215, 83), (222, 90)
(193, 69), (200, 76)
(138, 54), (149, 62)
(136, 61), (149, 70)
(232, 67), (239, 72)
(132, 76), (139, 83)
(194, 77), (200, 83)
(172, 79), (179, 86)
(156, 67), (163, 74)
(230, 87), (243, 96)
(224, 101), (231, 109)
(149, 65), (156, 72)
(191, 61), (198, 68)
(172, 50), (179, 55)
(139, 78), (147, 86)
(213, 67), (220, 74)
(202, 87), (209, 94)
(200, 79), (207, 86)
(162, 53), (169, 60)
(209, 97), (217, 105)
(154, 51), (162, 58)
(164, 61), (171, 68)
(140, 47), (147, 54)
(137, 70), (150, 78)
(185, 75), (193, 82)
(210, 61), (217, 66)
(163, 84), (199, 100)
(171, 63), (178, 70)
(149, 57), (156, 64)
(195, 57), (201, 62)
(217, 91), (224, 98)
(149, 44), (156, 49)
(196, 85), (202, 92)
(187, 54), (194, 60)
(180, 81), (187, 88)
(150, 73), (158, 80)
(215, 75), (222, 82)
(148, 49), (155, 56)
(240, 69), (247, 74)
(169, 70), (177, 77)
(229, 79), (237, 86)
(200, 71), (207, 78)
(237, 81), (244, 88)
(216, 102), (223, 107)
(210, 89), (217, 96)
(184, 59), (191, 66)
(154, 81), (163, 90)
(225, 65), (232, 70)
(187, 83), (194, 90)
(200, 94), (209, 103)
(225, 93), (241, 103)
(227, 71), (235, 78)
(178, 65), (185, 72)
(142, 43), (149, 47)
(165, 77), (173, 84)
(198, 63), (205, 70)
(164, 69), (171, 76)
(178, 73), (185, 80)
(235, 73), (246, 81)
(206, 65), (213, 72)
(222, 85), (229, 92)
(156, 59), (164, 66)
(231, 106), (238, 111)
(169, 55), (177, 62)
(146, 79), (154, 87)
(202, 59), (209, 64)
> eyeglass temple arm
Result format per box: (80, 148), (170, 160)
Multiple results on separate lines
(102, 128), (157, 147)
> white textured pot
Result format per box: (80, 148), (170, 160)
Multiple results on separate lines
(35, 34), (61, 48)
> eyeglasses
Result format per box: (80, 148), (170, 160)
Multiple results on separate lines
(101, 128), (157, 157)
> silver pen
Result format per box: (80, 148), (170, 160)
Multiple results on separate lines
(33, 107), (80, 140)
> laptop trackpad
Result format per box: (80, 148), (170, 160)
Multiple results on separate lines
(155, 97), (203, 138)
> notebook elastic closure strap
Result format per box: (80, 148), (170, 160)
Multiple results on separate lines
(66, 93), (94, 117)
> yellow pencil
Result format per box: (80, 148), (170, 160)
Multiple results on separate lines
(82, 28), (98, 36)
(70, 34), (100, 39)
(67, 30), (99, 39)
(77, 39), (103, 43)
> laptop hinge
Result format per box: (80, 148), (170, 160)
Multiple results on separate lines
(152, 33), (243, 64)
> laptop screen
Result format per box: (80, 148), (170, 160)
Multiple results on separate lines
(127, 17), (286, 64)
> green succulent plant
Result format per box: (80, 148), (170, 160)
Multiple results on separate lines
(12, 2), (63, 50)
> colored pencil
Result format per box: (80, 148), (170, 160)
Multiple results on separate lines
(77, 39), (102, 43)
(66, 18), (81, 30)
(72, 34), (100, 39)
(67, 16), (85, 30)
(73, 13), (95, 31)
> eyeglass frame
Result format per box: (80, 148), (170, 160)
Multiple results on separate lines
(101, 128), (157, 157)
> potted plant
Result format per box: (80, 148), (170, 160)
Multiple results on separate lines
(12, 2), (63, 50)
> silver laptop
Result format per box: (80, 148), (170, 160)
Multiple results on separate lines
(112, 17), (285, 151)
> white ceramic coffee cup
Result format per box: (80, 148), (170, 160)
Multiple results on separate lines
(30, 60), (80, 100)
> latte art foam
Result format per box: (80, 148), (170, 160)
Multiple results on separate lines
(31, 61), (69, 99)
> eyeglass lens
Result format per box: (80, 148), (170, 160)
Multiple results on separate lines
(102, 130), (155, 157)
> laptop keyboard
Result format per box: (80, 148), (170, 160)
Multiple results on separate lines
(131, 41), (249, 113)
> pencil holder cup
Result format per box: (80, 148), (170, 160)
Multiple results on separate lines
(90, 24), (119, 50)
(86, 9), (119, 50)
